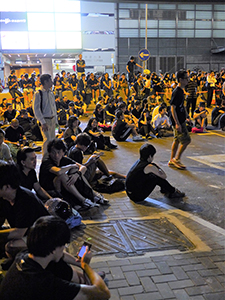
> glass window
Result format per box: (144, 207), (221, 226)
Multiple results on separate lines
(178, 5), (195, 10)
(213, 21), (225, 29)
(214, 12), (225, 20)
(119, 29), (138, 38)
(195, 30), (211, 38)
(196, 5), (212, 11)
(213, 30), (225, 38)
(196, 11), (212, 19)
(178, 21), (194, 29)
(186, 11), (195, 19)
(159, 4), (176, 10)
(27, 13), (55, 31)
(140, 29), (158, 38)
(119, 20), (138, 28)
(119, 3), (138, 9)
(159, 20), (176, 28)
(119, 10), (130, 18)
(140, 20), (158, 29)
(140, 4), (158, 9)
(196, 21), (212, 29)
(159, 30), (176, 38)
(177, 30), (194, 38)
(214, 5), (225, 11)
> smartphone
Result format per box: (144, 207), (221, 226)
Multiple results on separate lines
(78, 242), (92, 258)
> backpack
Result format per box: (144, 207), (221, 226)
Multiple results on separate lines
(93, 177), (125, 194)
(45, 198), (82, 229)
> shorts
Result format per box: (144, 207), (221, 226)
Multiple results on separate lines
(173, 122), (191, 145)
(114, 127), (132, 141)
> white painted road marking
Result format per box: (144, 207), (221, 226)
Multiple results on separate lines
(187, 154), (225, 171)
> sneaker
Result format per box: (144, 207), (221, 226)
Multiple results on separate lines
(83, 199), (100, 208)
(94, 194), (110, 205)
(168, 158), (186, 169)
(167, 189), (185, 198)
(132, 135), (144, 141)
(98, 271), (106, 279)
(109, 143), (118, 149)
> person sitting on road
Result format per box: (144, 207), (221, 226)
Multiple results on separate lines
(0, 215), (111, 300)
(68, 133), (125, 187)
(112, 110), (144, 142)
(152, 106), (173, 137)
(0, 128), (13, 162)
(126, 143), (185, 203)
(3, 103), (19, 124)
(0, 161), (49, 270)
(39, 138), (107, 209)
(63, 116), (82, 150)
(84, 117), (117, 150)
(17, 147), (52, 201)
(192, 102), (208, 133)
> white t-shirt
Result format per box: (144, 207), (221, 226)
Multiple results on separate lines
(0, 142), (12, 161)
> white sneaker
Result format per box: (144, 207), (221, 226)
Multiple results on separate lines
(83, 199), (100, 208)
(132, 135), (144, 141)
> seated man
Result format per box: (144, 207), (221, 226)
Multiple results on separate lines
(17, 109), (42, 141)
(17, 147), (52, 201)
(39, 139), (106, 209)
(152, 106), (173, 137)
(0, 128), (13, 162)
(0, 161), (49, 269)
(5, 118), (28, 160)
(3, 103), (18, 124)
(68, 133), (125, 186)
(112, 110), (143, 141)
(125, 143), (185, 203)
(211, 99), (225, 127)
(0, 215), (110, 300)
(192, 101), (208, 132)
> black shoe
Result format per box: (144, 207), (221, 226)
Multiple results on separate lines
(167, 189), (185, 198)
(1, 258), (14, 271)
(109, 143), (118, 149)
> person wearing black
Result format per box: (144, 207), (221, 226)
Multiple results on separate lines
(84, 117), (117, 150)
(126, 143), (185, 203)
(60, 70), (71, 92)
(0, 161), (49, 269)
(70, 73), (78, 96)
(211, 99), (225, 128)
(39, 139), (106, 208)
(76, 54), (86, 79)
(8, 76), (24, 103)
(3, 103), (18, 123)
(87, 73), (99, 101)
(16, 148), (51, 201)
(186, 72), (198, 118)
(17, 109), (42, 141)
(168, 70), (191, 170)
(63, 116), (82, 150)
(126, 56), (143, 84)
(0, 216), (110, 300)
(133, 74), (144, 100)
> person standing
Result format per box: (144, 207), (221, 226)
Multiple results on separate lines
(126, 56), (143, 84)
(32, 74), (57, 160)
(76, 54), (86, 80)
(168, 70), (191, 170)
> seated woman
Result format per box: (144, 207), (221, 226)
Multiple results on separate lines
(93, 104), (105, 125)
(84, 117), (117, 150)
(138, 109), (157, 139)
(102, 72), (113, 97)
(63, 116), (82, 150)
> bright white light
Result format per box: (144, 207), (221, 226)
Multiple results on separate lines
(29, 32), (55, 49)
(55, 13), (81, 31)
(27, 13), (55, 31)
(1, 31), (29, 49)
(26, 0), (54, 12)
(56, 32), (81, 49)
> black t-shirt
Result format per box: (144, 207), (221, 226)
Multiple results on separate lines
(39, 156), (75, 191)
(112, 119), (128, 140)
(17, 116), (32, 132)
(0, 186), (48, 230)
(63, 127), (82, 150)
(76, 59), (85, 73)
(170, 86), (186, 126)
(68, 146), (83, 164)
(127, 61), (136, 73)
(18, 168), (38, 190)
(4, 110), (17, 122)
(0, 251), (80, 300)
(5, 125), (24, 142)
(126, 159), (159, 202)
(132, 107), (142, 119)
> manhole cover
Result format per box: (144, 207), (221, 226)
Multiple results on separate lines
(69, 218), (195, 257)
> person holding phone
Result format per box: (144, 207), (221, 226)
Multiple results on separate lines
(0, 216), (111, 300)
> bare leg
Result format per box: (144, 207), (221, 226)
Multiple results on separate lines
(175, 140), (191, 160)
(170, 139), (179, 160)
